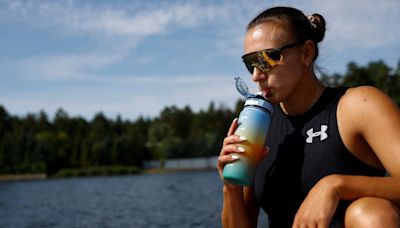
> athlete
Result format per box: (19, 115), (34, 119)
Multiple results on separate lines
(217, 6), (400, 227)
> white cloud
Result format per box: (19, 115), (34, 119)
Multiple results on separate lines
(1, 0), (399, 119)
(3, 0), (230, 41)
(16, 52), (127, 80)
(3, 0), (399, 54)
(308, 0), (400, 50)
(1, 0), (238, 80)
(223, 0), (400, 51)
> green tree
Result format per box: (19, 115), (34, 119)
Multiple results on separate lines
(147, 121), (174, 167)
(2, 58), (398, 176)
(341, 60), (400, 104)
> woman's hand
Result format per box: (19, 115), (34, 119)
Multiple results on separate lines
(218, 118), (270, 228)
(216, 118), (246, 185)
(293, 175), (342, 228)
(217, 118), (269, 189)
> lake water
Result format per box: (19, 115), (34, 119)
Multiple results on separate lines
(0, 170), (268, 228)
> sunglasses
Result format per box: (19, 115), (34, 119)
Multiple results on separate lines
(241, 41), (304, 74)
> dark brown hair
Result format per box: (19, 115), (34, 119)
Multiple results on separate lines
(247, 6), (326, 61)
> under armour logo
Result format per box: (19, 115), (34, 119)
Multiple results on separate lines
(306, 125), (328, 143)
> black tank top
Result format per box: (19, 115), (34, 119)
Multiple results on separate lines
(254, 87), (386, 227)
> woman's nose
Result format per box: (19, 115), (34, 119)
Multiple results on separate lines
(251, 67), (267, 82)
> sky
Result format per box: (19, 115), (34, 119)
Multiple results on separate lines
(1, 0), (399, 121)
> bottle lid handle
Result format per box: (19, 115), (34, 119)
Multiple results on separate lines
(235, 77), (255, 98)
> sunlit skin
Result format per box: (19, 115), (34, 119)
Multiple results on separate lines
(217, 20), (400, 228)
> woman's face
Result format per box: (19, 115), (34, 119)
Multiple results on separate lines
(244, 22), (305, 103)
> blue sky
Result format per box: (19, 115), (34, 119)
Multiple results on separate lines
(1, 0), (399, 121)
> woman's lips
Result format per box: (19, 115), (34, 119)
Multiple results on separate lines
(260, 88), (271, 97)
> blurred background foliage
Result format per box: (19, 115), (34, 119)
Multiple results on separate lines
(1, 60), (399, 176)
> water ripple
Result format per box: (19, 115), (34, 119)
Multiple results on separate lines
(0, 171), (224, 228)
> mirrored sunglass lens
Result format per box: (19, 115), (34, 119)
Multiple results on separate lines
(245, 62), (254, 73)
(265, 50), (281, 61)
(243, 55), (256, 73)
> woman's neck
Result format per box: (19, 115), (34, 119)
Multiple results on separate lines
(280, 75), (325, 116)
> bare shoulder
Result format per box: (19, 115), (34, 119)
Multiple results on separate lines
(339, 86), (398, 124)
(338, 86), (400, 174)
(340, 86), (396, 107)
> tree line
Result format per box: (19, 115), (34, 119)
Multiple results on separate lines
(1, 60), (399, 176)
(0, 100), (242, 176)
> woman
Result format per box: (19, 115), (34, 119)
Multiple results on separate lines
(217, 6), (400, 228)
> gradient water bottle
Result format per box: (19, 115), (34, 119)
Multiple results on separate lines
(222, 77), (273, 186)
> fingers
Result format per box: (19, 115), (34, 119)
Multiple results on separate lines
(292, 221), (325, 228)
(227, 118), (239, 137)
(217, 153), (240, 168)
(217, 144), (246, 168)
(220, 143), (246, 156)
(217, 132), (247, 173)
(223, 135), (247, 147)
(216, 153), (241, 178)
(217, 118), (246, 178)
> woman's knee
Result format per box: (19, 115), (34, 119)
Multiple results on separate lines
(344, 197), (400, 228)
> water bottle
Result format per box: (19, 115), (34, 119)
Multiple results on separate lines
(222, 77), (273, 186)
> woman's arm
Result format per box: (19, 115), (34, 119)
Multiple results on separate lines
(329, 175), (400, 204)
(335, 86), (400, 204)
(217, 118), (260, 228)
(293, 86), (400, 226)
(222, 186), (259, 228)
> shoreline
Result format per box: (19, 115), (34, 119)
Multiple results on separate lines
(0, 174), (47, 182)
(142, 167), (215, 174)
(0, 168), (215, 183)
(0, 168), (216, 182)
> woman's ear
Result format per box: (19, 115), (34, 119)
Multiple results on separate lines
(302, 40), (316, 67)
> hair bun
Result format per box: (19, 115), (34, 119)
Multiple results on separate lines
(308, 13), (326, 43)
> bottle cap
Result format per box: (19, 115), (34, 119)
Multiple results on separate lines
(244, 95), (273, 113)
